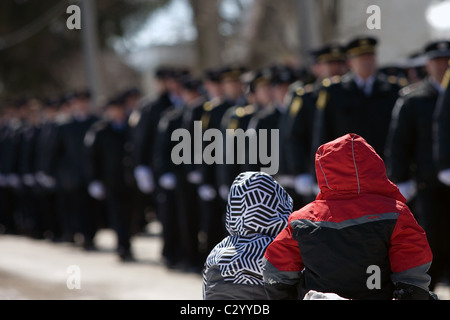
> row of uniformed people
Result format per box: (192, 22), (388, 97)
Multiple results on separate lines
(131, 65), (304, 271)
(2, 36), (449, 281)
(387, 41), (450, 290)
(283, 37), (450, 290)
(0, 88), (143, 262)
(128, 36), (436, 273)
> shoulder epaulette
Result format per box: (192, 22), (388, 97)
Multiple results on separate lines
(203, 99), (221, 112)
(442, 68), (450, 89)
(84, 119), (107, 147)
(295, 86), (305, 96)
(233, 104), (256, 118)
(387, 75), (409, 87)
(316, 90), (329, 110)
(322, 75), (341, 88)
(157, 107), (182, 132)
(289, 96), (303, 116)
(398, 82), (421, 97)
(201, 99), (220, 129)
(244, 104), (256, 115)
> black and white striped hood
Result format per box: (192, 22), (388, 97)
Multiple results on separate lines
(203, 172), (293, 288)
(226, 171), (293, 237)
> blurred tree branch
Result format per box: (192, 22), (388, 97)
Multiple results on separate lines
(0, 0), (169, 100)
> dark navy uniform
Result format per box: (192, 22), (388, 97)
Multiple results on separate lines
(51, 93), (99, 248)
(434, 62), (450, 173)
(0, 105), (23, 234)
(153, 76), (207, 271)
(278, 44), (347, 208)
(313, 37), (403, 160)
(85, 100), (136, 261)
(197, 97), (234, 253)
(16, 109), (41, 238)
(387, 41), (450, 290)
(34, 98), (61, 240)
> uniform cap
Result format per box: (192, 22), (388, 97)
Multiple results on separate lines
(346, 36), (378, 57)
(424, 40), (450, 60)
(310, 43), (346, 63)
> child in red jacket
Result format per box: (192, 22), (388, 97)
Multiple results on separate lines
(263, 133), (435, 300)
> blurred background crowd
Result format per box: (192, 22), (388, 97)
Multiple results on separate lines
(1, 0), (450, 295)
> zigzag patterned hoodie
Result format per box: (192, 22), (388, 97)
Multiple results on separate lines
(202, 171), (293, 300)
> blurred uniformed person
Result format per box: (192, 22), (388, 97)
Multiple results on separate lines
(405, 52), (428, 84)
(0, 100), (25, 234)
(85, 96), (137, 261)
(215, 66), (249, 201)
(51, 90), (99, 249)
(242, 68), (280, 173)
(34, 97), (61, 241)
(387, 40), (450, 290)
(278, 43), (347, 208)
(150, 68), (190, 269)
(132, 68), (177, 199)
(153, 75), (207, 272)
(196, 68), (234, 254)
(313, 36), (404, 161)
(16, 99), (42, 238)
(435, 60), (450, 183)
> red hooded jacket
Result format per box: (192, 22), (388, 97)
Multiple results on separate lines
(263, 133), (433, 300)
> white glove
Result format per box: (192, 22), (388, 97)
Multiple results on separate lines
(198, 184), (217, 201)
(438, 169), (450, 186)
(134, 165), (155, 194)
(6, 174), (21, 189)
(187, 170), (203, 185)
(275, 175), (295, 189)
(397, 180), (417, 202)
(35, 171), (56, 189)
(303, 290), (348, 300)
(219, 185), (229, 201)
(159, 173), (177, 190)
(312, 183), (321, 195)
(295, 174), (314, 196)
(88, 181), (106, 200)
(22, 174), (36, 187)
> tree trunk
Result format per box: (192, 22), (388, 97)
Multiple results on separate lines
(189, 0), (223, 72)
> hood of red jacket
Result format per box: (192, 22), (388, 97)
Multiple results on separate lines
(315, 133), (406, 202)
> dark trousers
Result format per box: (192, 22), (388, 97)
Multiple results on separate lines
(175, 178), (201, 268)
(57, 187), (96, 244)
(0, 187), (18, 234)
(199, 195), (226, 259)
(38, 191), (61, 239)
(414, 184), (450, 289)
(156, 187), (182, 266)
(105, 189), (133, 255)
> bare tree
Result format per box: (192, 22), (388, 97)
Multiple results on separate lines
(189, 0), (224, 71)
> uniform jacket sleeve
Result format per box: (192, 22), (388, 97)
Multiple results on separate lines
(434, 81), (450, 171)
(385, 96), (416, 183)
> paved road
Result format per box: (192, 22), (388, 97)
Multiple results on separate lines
(0, 223), (203, 300)
(1, 221), (449, 300)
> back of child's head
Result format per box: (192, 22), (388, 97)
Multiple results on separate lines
(225, 171), (293, 237)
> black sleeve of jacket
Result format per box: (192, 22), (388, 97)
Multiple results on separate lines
(311, 88), (332, 156)
(152, 115), (175, 177)
(393, 282), (436, 300)
(84, 125), (103, 183)
(287, 96), (316, 175)
(385, 96), (416, 183)
(264, 282), (298, 300)
(434, 82), (450, 171)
